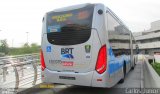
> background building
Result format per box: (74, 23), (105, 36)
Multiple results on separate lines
(133, 20), (160, 55)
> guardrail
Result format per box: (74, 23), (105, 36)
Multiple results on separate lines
(143, 55), (160, 88)
(0, 54), (41, 92)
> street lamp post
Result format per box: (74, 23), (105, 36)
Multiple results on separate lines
(26, 32), (29, 44)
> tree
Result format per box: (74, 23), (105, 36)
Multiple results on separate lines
(23, 43), (30, 48)
(30, 43), (40, 53)
(8, 43), (40, 55)
(0, 39), (9, 55)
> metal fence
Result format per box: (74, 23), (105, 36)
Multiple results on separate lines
(0, 54), (41, 90)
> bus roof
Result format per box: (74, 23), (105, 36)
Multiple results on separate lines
(46, 3), (131, 33)
(47, 3), (92, 13)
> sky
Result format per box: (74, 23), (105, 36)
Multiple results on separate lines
(0, 0), (160, 47)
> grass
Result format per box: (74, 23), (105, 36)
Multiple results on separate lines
(8, 46), (40, 55)
(151, 62), (160, 76)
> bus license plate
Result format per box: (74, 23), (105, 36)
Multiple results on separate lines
(59, 76), (76, 80)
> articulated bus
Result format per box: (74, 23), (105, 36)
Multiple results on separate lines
(41, 3), (138, 87)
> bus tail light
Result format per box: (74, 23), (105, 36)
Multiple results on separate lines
(40, 49), (46, 71)
(95, 45), (107, 74)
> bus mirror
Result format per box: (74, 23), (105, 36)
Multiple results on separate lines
(42, 17), (44, 22)
(98, 9), (103, 15)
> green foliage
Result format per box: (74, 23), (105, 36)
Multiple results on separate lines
(31, 43), (38, 47)
(151, 63), (160, 76)
(23, 43), (30, 48)
(0, 39), (9, 55)
(8, 43), (40, 55)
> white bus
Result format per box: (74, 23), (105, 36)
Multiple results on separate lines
(41, 3), (138, 87)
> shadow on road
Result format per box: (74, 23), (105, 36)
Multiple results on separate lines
(18, 85), (126, 94)
(54, 86), (124, 94)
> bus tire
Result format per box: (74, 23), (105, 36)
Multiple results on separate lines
(131, 58), (135, 70)
(119, 62), (126, 83)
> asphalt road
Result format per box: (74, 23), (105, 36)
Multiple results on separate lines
(19, 61), (143, 94)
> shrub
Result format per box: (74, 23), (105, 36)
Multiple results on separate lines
(151, 62), (160, 76)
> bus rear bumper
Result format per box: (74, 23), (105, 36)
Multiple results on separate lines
(42, 68), (94, 86)
(42, 68), (110, 87)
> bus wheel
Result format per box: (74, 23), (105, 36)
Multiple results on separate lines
(119, 63), (126, 83)
(131, 59), (135, 70)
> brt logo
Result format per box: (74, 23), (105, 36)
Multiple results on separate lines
(61, 48), (74, 59)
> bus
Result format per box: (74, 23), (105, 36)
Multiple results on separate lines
(40, 3), (138, 87)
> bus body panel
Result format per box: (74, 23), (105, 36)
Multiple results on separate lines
(41, 33), (93, 73)
(106, 6), (134, 86)
(41, 3), (136, 88)
(42, 4), (96, 73)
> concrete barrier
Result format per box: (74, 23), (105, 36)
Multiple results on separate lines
(143, 55), (160, 88)
(154, 55), (160, 63)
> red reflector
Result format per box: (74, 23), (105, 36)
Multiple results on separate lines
(95, 45), (107, 74)
(40, 49), (46, 71)
(97, 79), (102, 81)
(42, 74), (45, 80)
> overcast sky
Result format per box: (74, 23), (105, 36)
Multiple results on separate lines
(0, 0), (160, 47)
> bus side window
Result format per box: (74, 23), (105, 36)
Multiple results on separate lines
(136, 45), (139, 54)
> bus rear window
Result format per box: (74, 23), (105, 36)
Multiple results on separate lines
(46, 5), (94, 45)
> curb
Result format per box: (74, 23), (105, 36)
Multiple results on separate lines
(140, 60), (144, 94)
